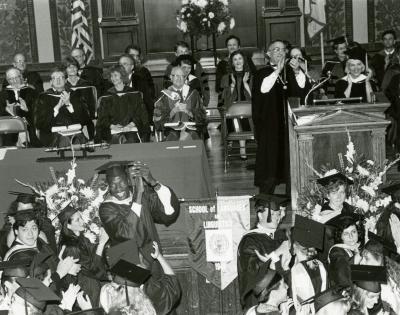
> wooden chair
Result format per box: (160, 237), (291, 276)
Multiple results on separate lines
(220, 102), (256, 172)
(0, 116), (29, 147)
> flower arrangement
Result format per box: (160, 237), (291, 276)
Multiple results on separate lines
(176, 0), (235, 37)
(297, 132), (400, 231)
(18, 158), (106, 244)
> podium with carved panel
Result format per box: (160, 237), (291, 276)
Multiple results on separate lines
(288, 100), (390, 211)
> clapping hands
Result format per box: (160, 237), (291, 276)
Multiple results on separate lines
(57, 246), (81, 279)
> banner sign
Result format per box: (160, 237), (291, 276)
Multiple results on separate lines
(183, 196), (251, 289)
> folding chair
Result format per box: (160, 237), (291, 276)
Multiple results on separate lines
(0, 116), (29, 147)
(220, 102), (256, 172)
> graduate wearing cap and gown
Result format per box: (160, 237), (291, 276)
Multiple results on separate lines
(326, 213), (364, 289)
(237, 194), (291, 311)
(97, 161), (180, 261)
(290, 215), (328, 315)
(95, 86), (151, 144)
(0, 193), (57, 258)
(57, 206), (108, 308)
(335, 46), (375, 103)
(101, 239), (181, 315)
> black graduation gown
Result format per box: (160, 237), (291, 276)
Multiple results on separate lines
(99, 185), (180, 259)
(79, 65), (105, 96)
(320, 57), (346, 97)
(335, 78), (371, 102)
(252, 65), (289, 189)
(286, 67), (312, 105)
(371, 50), (394, 88)
(130, 71), (155, 123)
(328, 246), (354, 288)
(59, 235), (108, 307)
(0, 85), (40, 146)
(34, 88), (90, 147)
(237, 229), (287, 310)
(319, 202), (356, 262)
(95, 86), (151, 143)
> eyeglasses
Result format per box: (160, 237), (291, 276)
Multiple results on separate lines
(269, 47), (286, 53)
(171, 74), (185, 78)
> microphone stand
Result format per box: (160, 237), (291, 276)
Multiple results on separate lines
(304, 72), (332, 106)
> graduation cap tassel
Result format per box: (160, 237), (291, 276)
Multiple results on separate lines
(90, 173), (99, 189)
(266, 201), (272, 223)
(49, 166), (58, 186)
(124, 280), (130, 306)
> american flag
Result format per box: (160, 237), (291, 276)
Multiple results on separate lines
(71, 0), (93, 63)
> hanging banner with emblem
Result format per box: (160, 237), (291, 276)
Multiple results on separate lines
(183, 195), (251, 290)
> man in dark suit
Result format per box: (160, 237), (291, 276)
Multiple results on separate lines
(119, 54), (154, 123)
(71, 48), (105, 96)
(2, 53), (43, 93)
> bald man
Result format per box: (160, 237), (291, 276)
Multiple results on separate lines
(2, 53), (43, 92)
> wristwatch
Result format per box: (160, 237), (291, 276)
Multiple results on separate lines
(151, 181), (161, 191)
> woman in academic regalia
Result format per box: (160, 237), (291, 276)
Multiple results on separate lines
(58, 205), (109, 308)
(290, 216), (328, 314)
(335, 47), (375, 103)
(95, 65), (150, 143)
(328, 214), (364, 288)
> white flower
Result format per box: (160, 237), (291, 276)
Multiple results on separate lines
(77, 179), (85, 185)
(345, 141), (355, 163)
(202, 18), (207, 22)
(361, 185), (376, 197)
(217, 22), (226, 33)
(355, 198), (369, 212)
(345, 166), (353, 173)
(323, 169), (338, 177)
(89, 223), (100, 235)
(367, 160), (375, 166)
(306, 201), (312, 209)
(219, 0), (228, 5)
(71, 195), (79, 203)
(178, 21), (188, 32)
(81, 187), (95, 199)
(208, 12), (215, 19)
(357, 165), (370, 177)
(229, 17), (235, 29)
(81, 209), (91, 224)
(193, 0), (208, 8)
(182, 0), (189, 5)
(84, 230), (97, 244)
(313, 204), (322, 215)
(381, 196), (392, 207)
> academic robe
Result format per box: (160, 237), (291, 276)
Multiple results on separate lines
(252, 64), (289, 191)
(328, 246), (355, 288)
(237, 229), (287, 310)
(79, 65), (105, 96)
(129, 70), (155, 123)
(220, 71), (252, 109)
(153, 85), (207, 140)
(0, 84), (40, 146)
(335, 75), (374, 103)
(286, 67), (313, 105)
(99, 185), (180, 260)
(34, 88), (90, 147)
(2, 70), (44, 93)
(58, 234), (108, 307)
(163, 61), (210, 106)
(95, 86), (151, 143)
(383, 71), (400, 149)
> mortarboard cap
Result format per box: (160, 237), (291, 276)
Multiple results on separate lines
(95, 161), (135, 179)
(351, 265), (387, 293)
(302, 287), (346, 312)
(252, 194), (290, 223)
(11, 192), (36, 205)
(327, 36), (348, 46)
(292, 215), (325, 250)
(346, 45), (367, 64)
(325, 212), (360, 229)
(15, 278), (60, 311)
(107, 240), (151, 286)
(317, 172), (354, 187)
(253, 269), (283, 297)
(0, 259), (31, 278)
(381, 182), (400, 198)
(175, 54), (196, 66)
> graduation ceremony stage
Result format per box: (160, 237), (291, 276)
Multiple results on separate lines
(0, 140), (214, 213)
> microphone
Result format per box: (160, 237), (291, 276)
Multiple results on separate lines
(45, 142), (110, 152)
(304, 71), (332, 106)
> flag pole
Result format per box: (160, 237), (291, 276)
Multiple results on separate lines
(320, 32), (325, 67)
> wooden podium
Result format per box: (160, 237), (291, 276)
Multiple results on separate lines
(288, 99), (390, 210)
